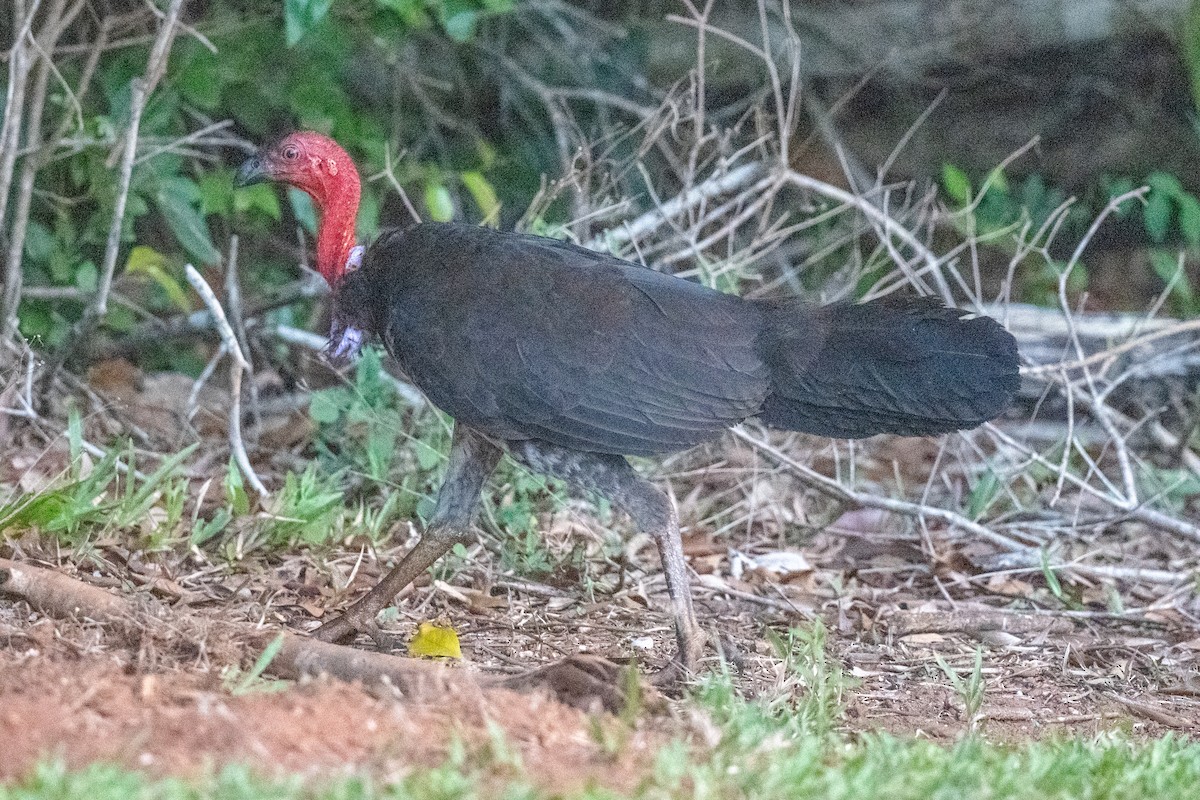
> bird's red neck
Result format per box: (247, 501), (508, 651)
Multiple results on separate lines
(279, 134), (362, 286)
(313, 170), (361, 286)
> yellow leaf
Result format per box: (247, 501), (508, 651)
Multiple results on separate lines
(408, 621), (462, 659)
(125, 245), (190, 311)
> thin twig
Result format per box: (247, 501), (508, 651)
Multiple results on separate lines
(183, 264), (268, 499)
(90, 0), (185, 321)
(584, 161), (766, 251)
(0, 0), (44, 347)
(730, 428), (1034, 553)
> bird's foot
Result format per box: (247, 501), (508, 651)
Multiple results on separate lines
(311, 606), (390, 648)
(650, 625), (707, 690)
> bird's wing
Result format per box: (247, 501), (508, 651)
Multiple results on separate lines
(376, 224), (769, 456)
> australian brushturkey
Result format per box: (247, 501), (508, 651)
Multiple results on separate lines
(238, 132), (1020, 673)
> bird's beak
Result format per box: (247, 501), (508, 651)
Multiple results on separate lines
(236, 155), (268, 187)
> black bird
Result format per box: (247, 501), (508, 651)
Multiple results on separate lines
(238, 132), (1020, 672)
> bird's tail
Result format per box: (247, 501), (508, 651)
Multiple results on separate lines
(754, 295), (1020, 438)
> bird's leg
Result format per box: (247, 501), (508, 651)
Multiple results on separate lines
(510, 442), (707, 676)
(620, 479), (707, 680)
(313, 425), (502, 645)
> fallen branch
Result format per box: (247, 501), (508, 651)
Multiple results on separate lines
(0, 558), (635, 711)
(583, 160), (767, 251)
(0, 556), (466, 696)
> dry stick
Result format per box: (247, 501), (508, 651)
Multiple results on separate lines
(183, 264), (269, 499)
(0, 557), (466, 696)
(0, 0), (41, 226)
(90, 0), (184, 321)
(780, 169), (958, 305)
(1021, 317), (1200, 379)
(223, 235), (261, 430)
(2, 0), (86, 344)
(1057, 190), (1151, 510)
(984, 423), (1200, 544)
(730, 427), (1034, 553)
(583, 160), (767, 251)
(116, 276), (328, 348)
(0, 0), (43, 345)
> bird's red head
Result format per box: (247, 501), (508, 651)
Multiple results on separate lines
(238, 131), (362, 286)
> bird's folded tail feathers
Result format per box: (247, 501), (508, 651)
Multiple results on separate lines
(755, 295), (1020, 438)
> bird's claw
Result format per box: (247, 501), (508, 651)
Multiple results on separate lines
(311, 608), (393, 648)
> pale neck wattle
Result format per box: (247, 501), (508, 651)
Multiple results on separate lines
(312, 169), (361, 287)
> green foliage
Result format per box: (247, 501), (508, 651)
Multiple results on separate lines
(933, 647), (986, 734)
(940, 164), (1200, 312)
(490, 470), (559, 578)
(14, 0), (521, 349)
(262, 465), (346, 547)
(0, 442), (195, 548)
(309, 348), (451, 508)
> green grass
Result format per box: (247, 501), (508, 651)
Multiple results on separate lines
(5, 624), (1199, 800)
(7, 733), (1200, 800)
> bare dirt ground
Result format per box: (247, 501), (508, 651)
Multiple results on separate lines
(3, 515), (1197, 786)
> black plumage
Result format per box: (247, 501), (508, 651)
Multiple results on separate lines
(335, 223), (1019, 452)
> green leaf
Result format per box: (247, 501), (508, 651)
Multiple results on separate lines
(1039, 549), (1065, 603)
(309, 390), (344, 425)
(234, 183), (282, 221)
(462, 170), (500, 225)
(983, 166), (1008, 194)
(1177, 193), (1200, 247)
(1147, 171), (1184, 197)
(284, 0), (332, 46)
(177, 51), (222, 110)
(1150, 249), (1195, 307)
(74, 261), (99, 293)
(424, 179), (455, 222)
(941, 163), (972, 205)
(288, 188), (318, 234)
(965, 469), (1001, 521)
(191, 507), (231, 546)
(156, 177), (221, 264)
(125, 245), (190, 311)
(67, 406), (84, 477)
(1106, 176), (1138, 216)
(441, 9), (478, 41)
(414, 441), (442, 470)
(199, 170), (234, 217)
(22, 220), (54, 263)
(225, 457), (250, 517)
(1144, 188), (1174, 244)
(376, 0), (429, 26)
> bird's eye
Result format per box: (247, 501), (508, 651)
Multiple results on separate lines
(282, 146), (299, 160)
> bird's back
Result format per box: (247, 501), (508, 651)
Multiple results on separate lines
(335, 223), (770, 455)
